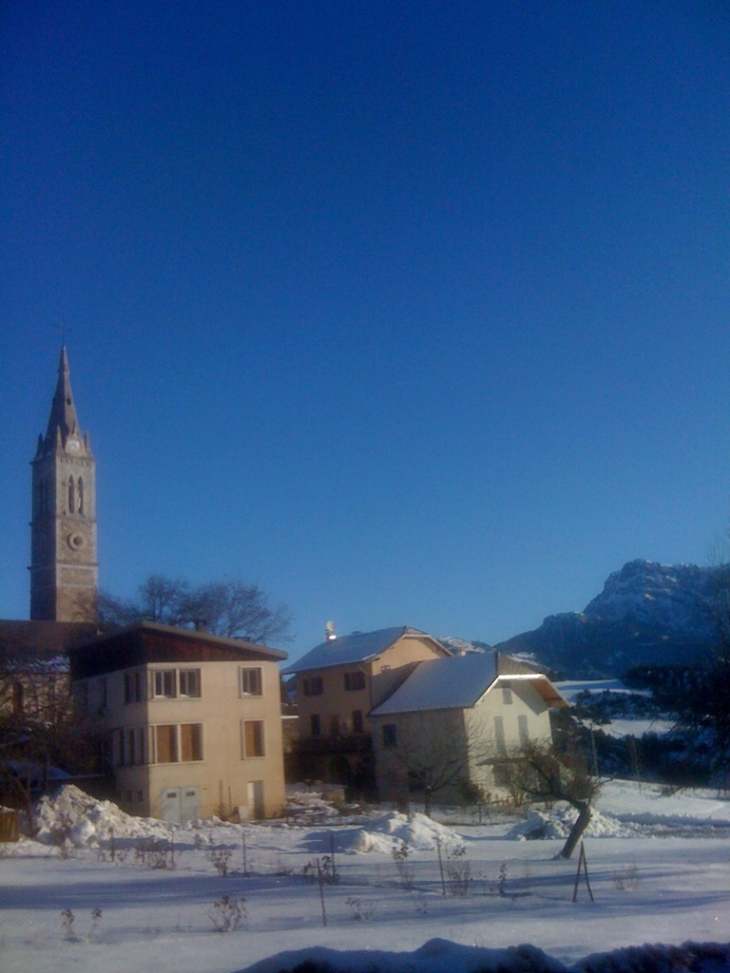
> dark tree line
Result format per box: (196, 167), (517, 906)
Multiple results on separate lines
(622, 559), (730, 786)
(97, 574), (292, 645)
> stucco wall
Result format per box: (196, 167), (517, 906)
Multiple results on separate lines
(371, 676), (555, 805)
(76, 658), (285, 821)
(295, 634), (448, 739)
(371, 708), (468, 805)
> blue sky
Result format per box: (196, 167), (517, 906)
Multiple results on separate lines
(2, 1), (729, 660)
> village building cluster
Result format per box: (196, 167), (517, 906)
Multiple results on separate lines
(1, 350), (566, 823)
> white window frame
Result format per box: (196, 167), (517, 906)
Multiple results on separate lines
(148, 722), (205, 763)
(151, 669), (177, 699)
(239, 667), (263, 697)
(179, 668), (201, 698)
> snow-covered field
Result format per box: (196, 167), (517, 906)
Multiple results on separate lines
(1, 781), (729, 973)
(555, 680), (675, 739)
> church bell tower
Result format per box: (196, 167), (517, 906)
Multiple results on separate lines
(30, 348), (98, 622)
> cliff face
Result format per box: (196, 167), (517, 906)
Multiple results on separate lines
(495, 559), (719, 678)
(583, 560), (715, 636)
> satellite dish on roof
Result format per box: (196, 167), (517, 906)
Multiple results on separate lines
(325, 620), (337, 641)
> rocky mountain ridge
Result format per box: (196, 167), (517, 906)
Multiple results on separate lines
(445, 559), (722, 679)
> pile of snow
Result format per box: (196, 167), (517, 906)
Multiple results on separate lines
(34, 784), (171, 847)
(507, 806), (640, 841)
(284, 784), (345, 824)
(346, 811), (464, 853)
(239, 937), (730, 973)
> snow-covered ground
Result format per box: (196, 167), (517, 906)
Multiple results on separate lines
(1, 781), (729, 973)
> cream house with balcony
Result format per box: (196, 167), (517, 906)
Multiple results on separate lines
(282, 626), (452, 790)
(69, 622), (287, 822)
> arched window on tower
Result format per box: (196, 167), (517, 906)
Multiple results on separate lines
(68, 477), (75, 514)
(78, 477), (84, 515)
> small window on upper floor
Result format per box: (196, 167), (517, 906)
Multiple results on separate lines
(240, 667), (262, 696)
(344, 670), (366, 692)
(518, 714), (529, 748)
(303, 676), (323, 696)
(494, 715), (507, 756)
(78, 477), (84, 515)
(179, 669), (201, 698)
(502, 684), (513, 705)
(124, 670), (145, 704)
(68, 477), (76, 514)
(153, 670), (177, 699)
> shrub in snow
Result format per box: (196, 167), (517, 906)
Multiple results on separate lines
(134, 836), (175, 869)
(391, 839), (414, 890)
(612, 862), (641, 891)
(444, 844), (471, 896)
(345, 896), (375, 921)
(60, 908), (102, 943)
(207, 847), (232, 876)
(208, 895), (246, 933)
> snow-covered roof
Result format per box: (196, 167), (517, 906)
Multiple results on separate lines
(370, 652), (567, 714)
(371, 652), (499, 714)
(282, 626), (441, 674)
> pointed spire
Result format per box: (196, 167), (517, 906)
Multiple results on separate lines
(44, 346), (81, 448)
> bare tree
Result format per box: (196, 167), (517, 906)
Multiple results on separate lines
(97, 574), (292, 645)
(138, 574), (191, 625)
(506, 741), (600, 859)
(179, 579), (292, 643)
(0, 656), (97, 830)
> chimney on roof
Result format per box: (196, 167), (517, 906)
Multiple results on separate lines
(325, 620), (336, 641)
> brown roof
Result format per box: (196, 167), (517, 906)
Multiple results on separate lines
(69, 620), (287, 679)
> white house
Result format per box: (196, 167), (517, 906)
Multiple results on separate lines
(370, 651), (567, 807)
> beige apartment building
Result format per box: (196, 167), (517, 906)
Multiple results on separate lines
(284, 626), (452, 742)
(69, 622), (287, 822)
(283, 626), (452, 789)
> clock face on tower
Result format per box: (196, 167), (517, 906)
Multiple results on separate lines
(67, 531), (86, 551)
(67, 437), (81, 453)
